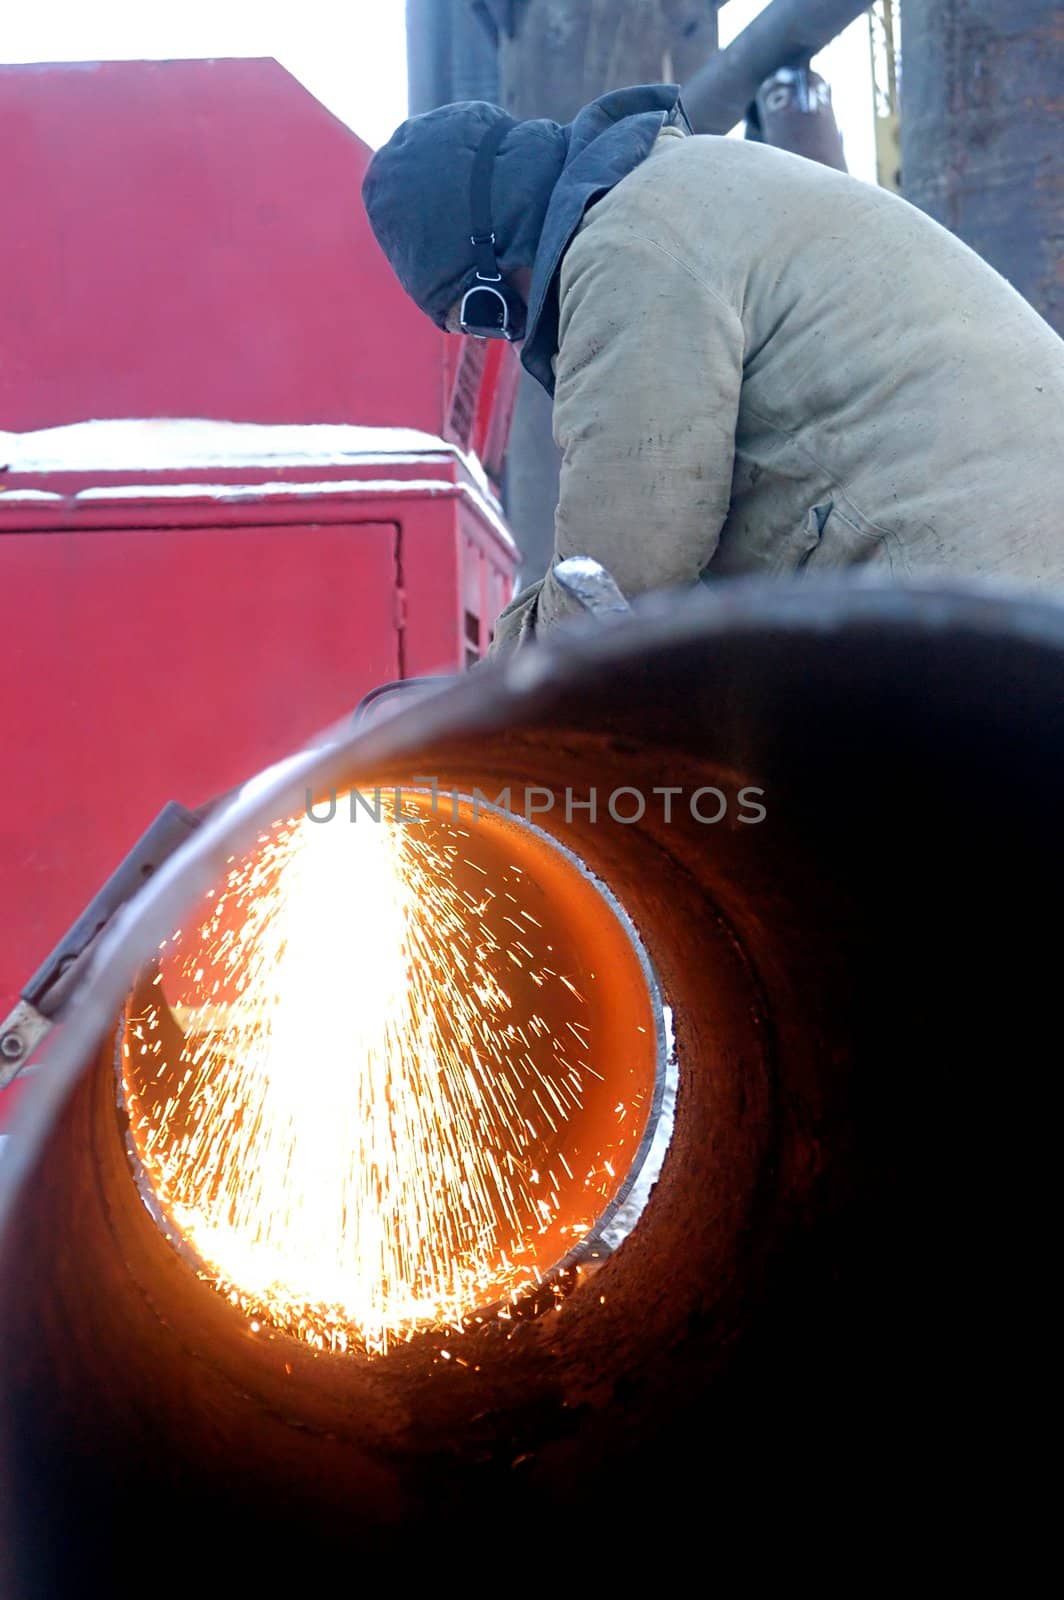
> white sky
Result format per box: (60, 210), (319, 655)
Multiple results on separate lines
(2, 0), (875, 178)
(0, 0), (410, 149)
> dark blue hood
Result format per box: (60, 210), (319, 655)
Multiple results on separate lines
(362, 84), (691, 397)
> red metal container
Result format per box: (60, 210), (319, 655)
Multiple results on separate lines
(0, 60), (519, 1103)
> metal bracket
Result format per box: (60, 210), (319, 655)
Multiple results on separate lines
(352, 676), (452, 728)
(0, 1000), (51, 1091)
(0, 800), (201, 1087)
(552, 556), (631, 618)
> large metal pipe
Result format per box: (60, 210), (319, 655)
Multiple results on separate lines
(451, 0), (500, 102)
(901, 0), (1064, 334)
(683, 0), (871, 132)
(406, 0), (452, 115)
(407, 0), (499, 114)
(1, 577), (1059, 1587)
(746, 65), (849, 168)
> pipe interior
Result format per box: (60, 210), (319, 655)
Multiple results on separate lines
(1, 592), (1059, 1582)
(117, 796), (666, 1351)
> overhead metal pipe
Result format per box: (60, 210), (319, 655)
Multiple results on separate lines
(683, 0), (871, 133)
(1, 577), (1059, 1587)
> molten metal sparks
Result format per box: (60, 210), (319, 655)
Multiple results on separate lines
(120, 792), (654, 1355)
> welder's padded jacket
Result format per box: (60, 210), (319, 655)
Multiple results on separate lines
(494, 126), (1064, 648)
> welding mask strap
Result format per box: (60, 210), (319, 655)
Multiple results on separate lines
(469, 116), (515, 281)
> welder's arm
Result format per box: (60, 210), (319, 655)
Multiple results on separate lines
(492, 227), (744, 652)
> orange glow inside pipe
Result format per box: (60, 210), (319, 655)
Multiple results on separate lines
(119, 789), (661, 1355)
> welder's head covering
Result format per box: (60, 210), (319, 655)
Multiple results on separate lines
(362, 84), (692, 395)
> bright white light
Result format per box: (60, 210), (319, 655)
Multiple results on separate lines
(0, 0), (408, 149)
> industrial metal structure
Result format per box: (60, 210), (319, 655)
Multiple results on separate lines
(0, 59), (519, 1117)
(682, 0), (871, 132)
(1, 576), (1057, 1580)
(1, 24), (1059, 1577)
(901, 0), (1063, 334)
(869, 0), (901, 190)
(744, 65), (849, 168)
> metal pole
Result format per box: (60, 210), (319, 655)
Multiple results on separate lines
(406, 0), (453, 115)
(451, 0), (500, 102)
(683, 0), (872, 133)
(747, 67), (849, 169)
(900, 0), (1064, 335)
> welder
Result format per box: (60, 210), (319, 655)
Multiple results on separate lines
(362, 84), (1064, 650)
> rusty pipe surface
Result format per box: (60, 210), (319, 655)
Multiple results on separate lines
(900, 0), (1064, 334)
(1, 577), (1059, 1588)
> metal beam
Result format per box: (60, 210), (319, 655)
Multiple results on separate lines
(682, 0), (871, 134)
